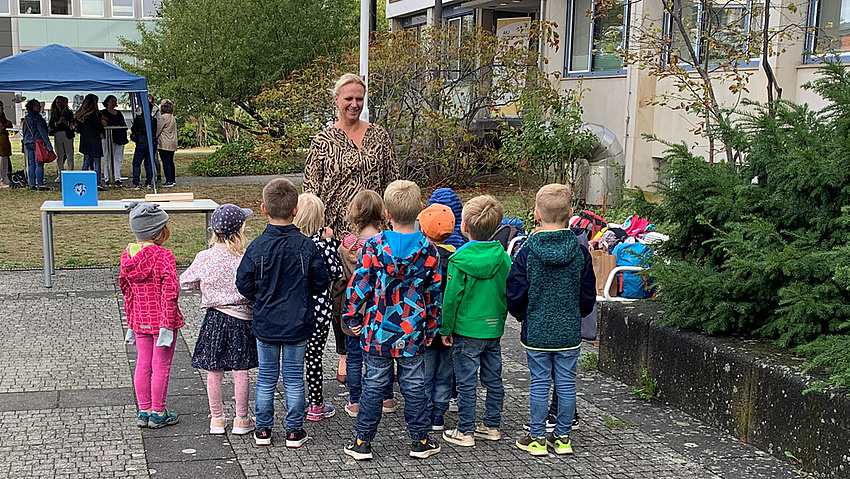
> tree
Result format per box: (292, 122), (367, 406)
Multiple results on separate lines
(118, 0), (358, 133)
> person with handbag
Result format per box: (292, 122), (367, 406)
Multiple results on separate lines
(22, 99), (54, 191)
(75, 94), (106, 191)
(48, 95), (76, 182)
(0, 101), (12, 188)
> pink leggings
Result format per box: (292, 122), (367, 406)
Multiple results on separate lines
(134, 333), (177, 411)
(206, 370), (250, 418)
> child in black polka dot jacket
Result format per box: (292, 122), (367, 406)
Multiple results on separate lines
(294, 193), (344, 421)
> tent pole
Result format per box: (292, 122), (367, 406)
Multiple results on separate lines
(139, 91), (156, 194)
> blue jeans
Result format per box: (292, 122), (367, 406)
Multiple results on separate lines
(526, 347), (580, 437)
(452, 335), (504, 432)
(346, 335), (393, 404)
(82, 154), (102, 186)
(423, 345), (453, 419)
(255, 340), (307, 431)
(25, 143), (43, 187)
(132, 141), (153, 186)
(354, 353), (429, 442)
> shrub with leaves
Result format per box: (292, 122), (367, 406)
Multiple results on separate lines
(640, 61), (850, 392)
(189, 139), (303, 177)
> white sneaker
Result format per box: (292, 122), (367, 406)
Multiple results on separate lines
(442, 428), (474, 447)
(474, 423), (501, 441)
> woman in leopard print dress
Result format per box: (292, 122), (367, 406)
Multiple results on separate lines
(303, 74), (400, 383)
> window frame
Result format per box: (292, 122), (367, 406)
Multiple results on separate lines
(111, 0), (134, 18)
(50, 0), (71, 15)
(0, 0), (10, 15)
(80, 0), (105, 17)
(19, 0), (42, 15)
(566, 0), (630, 77)
(140, 0), (160, 18)
(662, 0), (761, 67)
(804, 0), (850, 62)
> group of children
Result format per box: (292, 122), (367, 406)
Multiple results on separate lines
(118, 177), (596, 460)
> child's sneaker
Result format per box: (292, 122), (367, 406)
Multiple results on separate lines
(136, 411), (149, 428)
(209, 416), (226, 435)
(409, 438), (441, 458)
(448, 397), (458, 412)
(232, 416), (255, 435)
(343, 439), (373, 460)
(522, 417), (556, 433)
(382, 398), (397, 413)
(254, 427), (272, 446)
(148, 410), (179, 429)
(515, 433), (549, 456)
(572, 413), (581, 430)
(442, 428), (474, 447)
(430, 415), (445, 431)
(546, 432), (573, 455)
(473, 423), (501, 441)
(307, 403), (335, 421)
(285, 429), (309, 448)
(344, 402), (359, 418)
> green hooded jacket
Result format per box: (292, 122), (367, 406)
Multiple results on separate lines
(440, 240), (511, 339)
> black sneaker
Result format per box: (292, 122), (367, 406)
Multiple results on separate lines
(285, 429), (309, 448)
(254, 427), (272, 446)
(343, 439), (373, 460)
(523, 417), (556, 433)
(572, 413), (580, 430)
(409, 438), (441, 459)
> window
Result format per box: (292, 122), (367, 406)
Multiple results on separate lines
(0, 0), (9, 14)
(20, 0), (40, 14)
(667, 0), (761, 64)
(51, 0), (70, 14)
(81, 0), (103, 16)
(568, 0), (629, 73)
(141, 0), (159, 17)
(810, 0), (850, 54)
(112, 0), (133, 17)
(446, 13), (475, 80)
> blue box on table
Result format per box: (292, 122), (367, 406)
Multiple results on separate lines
(61, 171), (98, 206)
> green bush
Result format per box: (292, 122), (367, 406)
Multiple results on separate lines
(640, 61), (850, 392)
(188, 140), (303, 177)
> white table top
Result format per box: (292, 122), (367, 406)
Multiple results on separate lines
(41, 199), (219, 213)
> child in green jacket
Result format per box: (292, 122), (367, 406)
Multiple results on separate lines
(440, 195), (511, 447)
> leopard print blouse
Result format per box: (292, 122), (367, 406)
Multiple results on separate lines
(303, 124), (399, 238)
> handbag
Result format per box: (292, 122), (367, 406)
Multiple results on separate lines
(24, 118), (57, 163)
(9, 170), (27, 188)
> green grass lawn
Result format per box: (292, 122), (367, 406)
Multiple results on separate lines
(9, 151), (209, 181)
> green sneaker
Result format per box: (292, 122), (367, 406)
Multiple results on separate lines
(546, 432), (573, 455)
(137, 411), (149, 428)
(515, 433), (549, 456)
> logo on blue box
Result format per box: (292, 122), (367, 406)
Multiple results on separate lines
(61, 171), (98, 206)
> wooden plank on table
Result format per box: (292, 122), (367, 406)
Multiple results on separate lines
(144, 192), (195, 202)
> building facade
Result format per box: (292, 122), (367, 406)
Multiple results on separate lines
(387, 0), (846, 189)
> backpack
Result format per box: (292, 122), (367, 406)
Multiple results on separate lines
(569, 210), (607, 238)
(612, 242), (653, 299)
(489, 218), (525, 251)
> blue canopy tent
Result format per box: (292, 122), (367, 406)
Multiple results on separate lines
(0, 44), (158, 192)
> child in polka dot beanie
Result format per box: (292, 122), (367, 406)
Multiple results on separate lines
(293, 193), (343, 422)
(179, 203), (258, 436)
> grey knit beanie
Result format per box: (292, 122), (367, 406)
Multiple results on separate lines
(126, 202), (169, 241)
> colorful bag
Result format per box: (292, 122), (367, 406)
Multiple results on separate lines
(35, 139), (56, 163)
(570, 210), (607, 238)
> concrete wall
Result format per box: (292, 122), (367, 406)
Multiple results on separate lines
(598, 302), (850, 478)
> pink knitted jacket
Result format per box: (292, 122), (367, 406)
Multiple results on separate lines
(119, 244), (185, 335)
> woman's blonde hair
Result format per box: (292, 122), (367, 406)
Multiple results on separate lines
(332, 73), (367, 98)
(293, 193), (325, 236)
(209, 224), (247, 256)
(347, 190), (385, 235)
(151, 223), (171, 246)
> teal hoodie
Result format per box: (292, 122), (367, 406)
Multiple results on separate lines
(440, 240), (511, 339)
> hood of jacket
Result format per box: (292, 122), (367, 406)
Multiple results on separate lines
(122, 243), (162, 283)
(381, 231), (433, 279)
(451, 241), (509, 279)
(428, 188), (466, 247)
(527, 229), (581, 269)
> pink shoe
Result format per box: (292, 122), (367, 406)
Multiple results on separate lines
(232, 416), (255, 435)
(306, 403), (336, 421)
(209, 416), (226, 435)
(382, 398), (397, 413)
(345, 402), (359, 418)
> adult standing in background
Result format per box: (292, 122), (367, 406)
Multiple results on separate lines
(100, 95), (128, 187)
(156, 99), (178, 187)
(303, 73), (399, 386)
(128, 100), (157, 190)
(22, 99), (54, 191)
(48, 95), (75, 182)
(0, 101), (12, 188)
(75, 94), (105, 191)
(148, 93), (163, 185)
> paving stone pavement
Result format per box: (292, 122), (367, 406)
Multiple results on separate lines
(0, 268), (808, 478)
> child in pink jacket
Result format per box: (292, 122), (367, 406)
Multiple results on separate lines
(120, 202), (185, 428)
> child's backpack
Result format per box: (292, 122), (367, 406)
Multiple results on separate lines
(569, 210), (607, 238)
(612, 242), (653, 299)
(490, 218), (525, 251)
